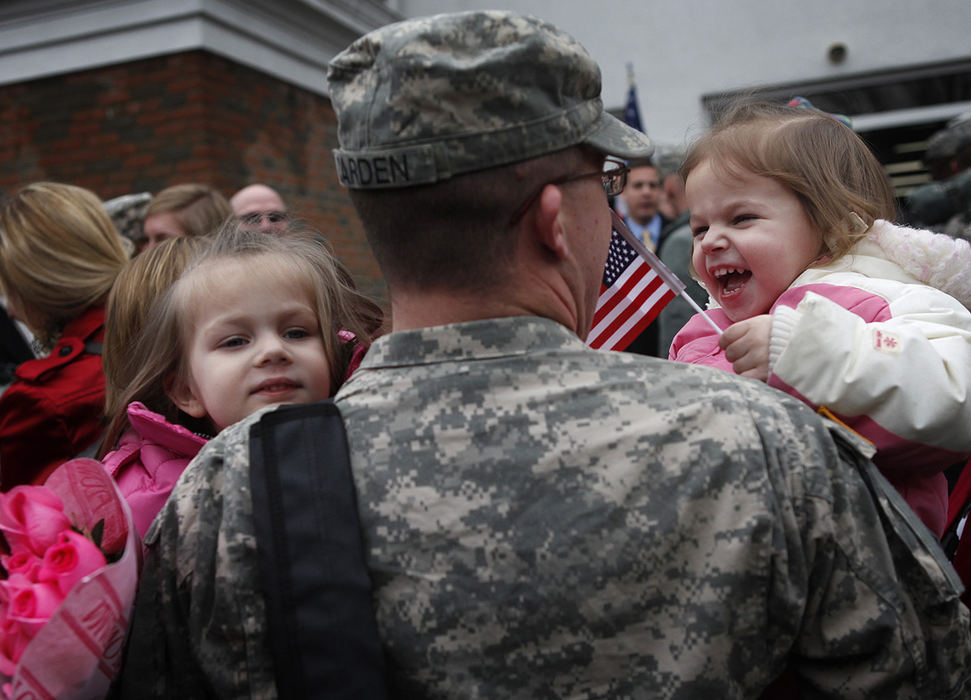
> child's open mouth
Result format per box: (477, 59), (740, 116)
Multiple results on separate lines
(714, 267), (752, 296)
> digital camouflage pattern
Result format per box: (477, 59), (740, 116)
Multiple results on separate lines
(117, 407), (279, 699)
(327, 10), (653, 189)
(334, 316), (971, 699)
(115, 315), (971, 698)
(103, 191), (150, 247)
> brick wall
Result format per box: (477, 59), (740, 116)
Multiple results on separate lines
(0, 50), (386, 302)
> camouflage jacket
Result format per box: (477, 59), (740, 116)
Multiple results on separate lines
(335, 316), (971, 699)
(118, 315), (971, 699)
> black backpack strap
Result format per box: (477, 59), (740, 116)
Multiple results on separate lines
(249, 401), (388, 699)
(942, 459), (971, 560)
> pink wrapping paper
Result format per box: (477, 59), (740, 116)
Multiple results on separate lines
(1, 459), (139, 700)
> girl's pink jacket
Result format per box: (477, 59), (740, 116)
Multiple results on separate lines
(100, 402), (207, 538)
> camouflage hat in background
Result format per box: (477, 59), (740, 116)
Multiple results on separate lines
(327, 10), (653, 190)
(103, 192), (151, 247)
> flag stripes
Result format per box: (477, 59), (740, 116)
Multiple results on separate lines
(587, 236), (676, 351)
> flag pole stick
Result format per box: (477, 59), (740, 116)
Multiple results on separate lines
(680, 293), (722, 332)
(610, 211), (723, 334)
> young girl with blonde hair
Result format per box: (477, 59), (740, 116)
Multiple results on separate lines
(100, 223), (380, 535)
(671, 101), (971, 536)
(0, 182), (129, 488)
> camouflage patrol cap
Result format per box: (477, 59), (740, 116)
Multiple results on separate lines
(327, 10), (653, 190)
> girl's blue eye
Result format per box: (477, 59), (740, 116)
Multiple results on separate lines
(222, 337), (246, 348)
(284, 328), (310, 339)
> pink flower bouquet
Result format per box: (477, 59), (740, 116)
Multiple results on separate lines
(0, 459), (139, 700)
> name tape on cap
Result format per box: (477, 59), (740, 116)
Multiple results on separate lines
(333, 145), (441, 189)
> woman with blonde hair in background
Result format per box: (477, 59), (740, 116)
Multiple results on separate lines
(0, 181), (129, 488)
(140, 182), (231, 251)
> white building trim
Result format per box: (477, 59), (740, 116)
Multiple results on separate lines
(851, 102), (971, 132)
(0, 0), (401, 96)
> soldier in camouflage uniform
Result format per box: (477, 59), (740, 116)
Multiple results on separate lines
(118, 10), (971, 699)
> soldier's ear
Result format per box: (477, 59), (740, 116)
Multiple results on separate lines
(533, 184), (569, 261)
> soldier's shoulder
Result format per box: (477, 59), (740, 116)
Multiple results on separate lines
(617, 354), (824, 423)
(647, 360), (841, 465)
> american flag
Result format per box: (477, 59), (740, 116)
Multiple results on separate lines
(586, 214), (678, 352)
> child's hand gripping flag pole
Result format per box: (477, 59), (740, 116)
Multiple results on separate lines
(586, 210), (722, 351)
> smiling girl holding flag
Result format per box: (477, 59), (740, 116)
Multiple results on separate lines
(670, 101), (971, 538)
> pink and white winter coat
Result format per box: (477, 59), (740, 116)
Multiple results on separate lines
(101, 401), (207, 538)
(671, 220), (971, 537)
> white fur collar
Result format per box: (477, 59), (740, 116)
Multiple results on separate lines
(868, 219), (971, 309)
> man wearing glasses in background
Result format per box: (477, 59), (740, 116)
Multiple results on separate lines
(122, 10), (971, 699)
(230, 182), (288, 233)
